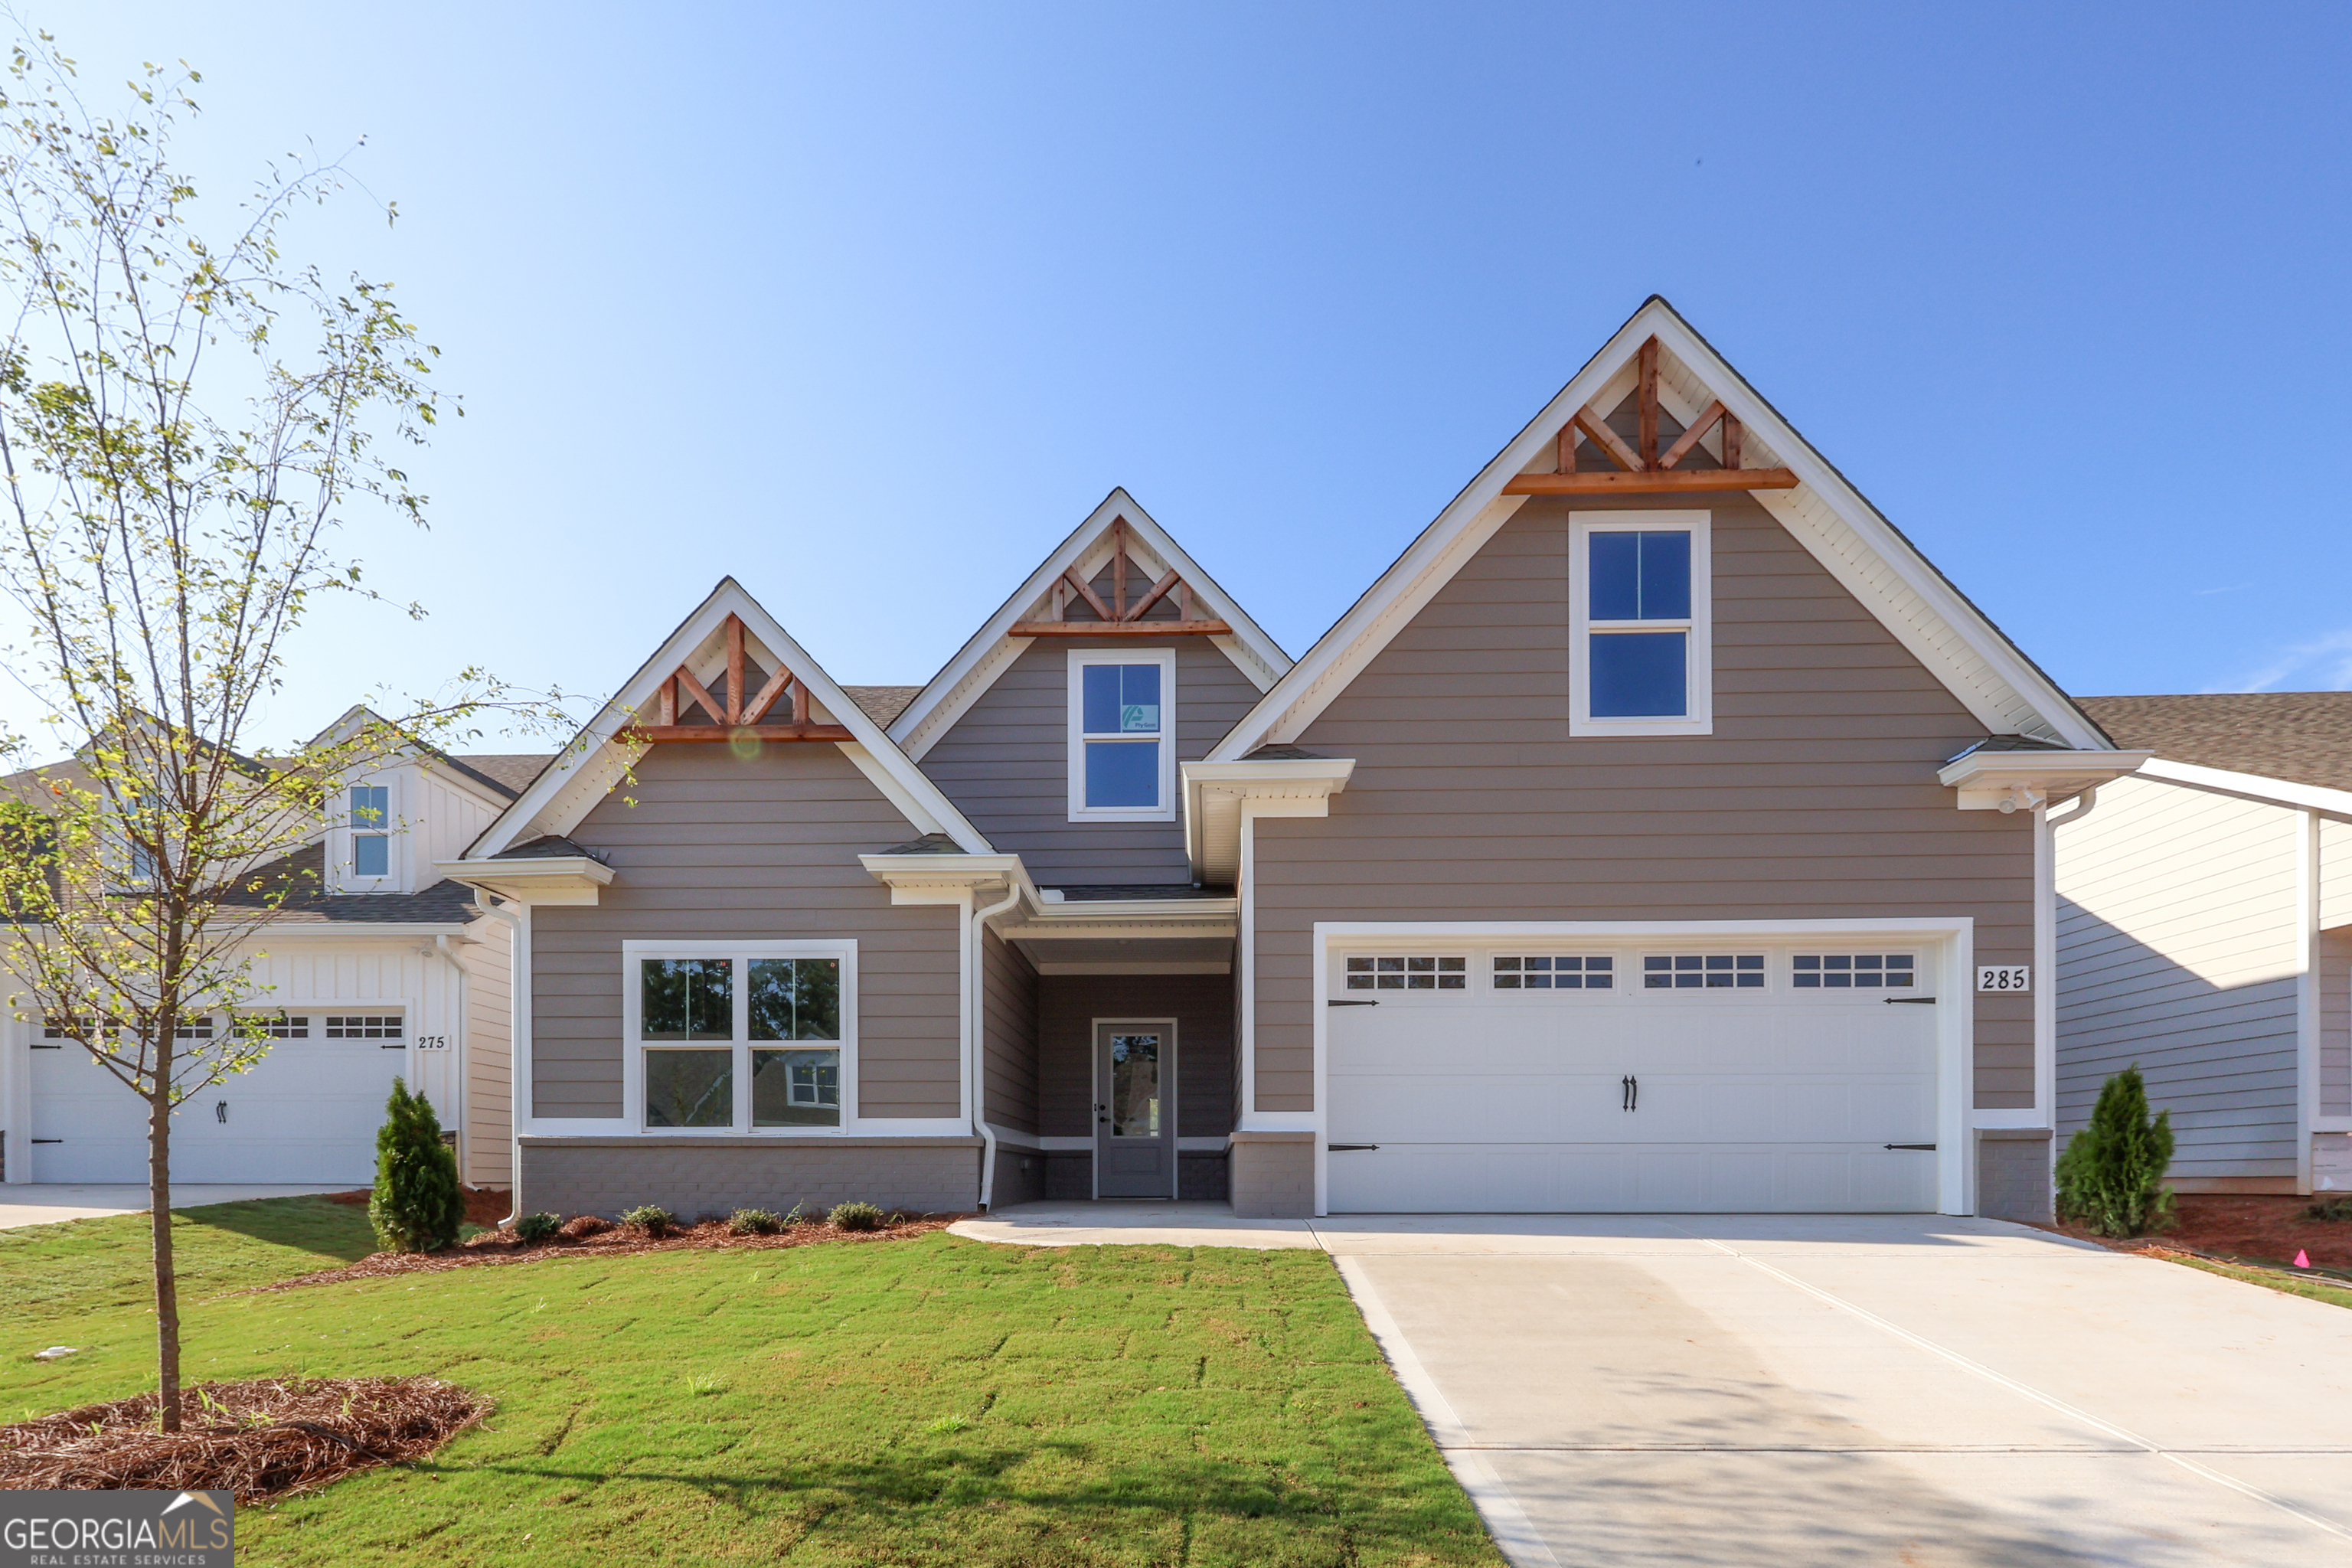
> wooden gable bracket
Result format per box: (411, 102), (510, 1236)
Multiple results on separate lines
(1008, 516), (1233, 637)
(624, 613), (855, 743)
(1502, 337), (1800, 495)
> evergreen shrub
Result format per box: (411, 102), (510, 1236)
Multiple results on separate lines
(2055, 1066), (2175, 1237)
(368, 1078), (465, 1253)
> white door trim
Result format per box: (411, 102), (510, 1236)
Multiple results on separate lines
(1091, 1015), (1178, 1200)
(1303, 918), (1976, 1217)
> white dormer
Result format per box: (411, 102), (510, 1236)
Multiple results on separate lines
(328, 767), (407, 893)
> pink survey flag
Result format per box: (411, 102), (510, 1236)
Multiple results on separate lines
(2295, 1250), (2311, 1269)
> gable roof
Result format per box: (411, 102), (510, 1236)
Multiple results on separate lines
(887, 488), (1293, 762)
(2078, 693), (2352, 792)
(306, 704), (541, 805)
(462, 578), (992, 860)
(1207, 296), (2115, 760)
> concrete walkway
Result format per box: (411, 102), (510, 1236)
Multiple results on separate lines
(0, 1184), (348, 1230)
(957, 1205), (2352, 1565)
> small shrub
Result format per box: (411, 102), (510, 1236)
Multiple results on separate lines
(618, 1204), (676, 1237)
(730, 1207), (785, 1236)
(828, 1200), (884, 1233)
(512, 1212), (564, 1245)
(2056, 1066), (2176, 1238)
(560, 1214), (611, 1240)
(368, 1078), (464, 1253)
(2308, 1195), (2352, 1222)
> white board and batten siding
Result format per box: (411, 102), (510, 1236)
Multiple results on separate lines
(5, 926), (509, 1187)
(2056, 773), (2303, 1182)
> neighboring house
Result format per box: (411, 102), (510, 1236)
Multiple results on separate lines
(2057, 693), (2352, 1196)
(439, 296), (2144, 1223)
(0, 713), (550, 1189)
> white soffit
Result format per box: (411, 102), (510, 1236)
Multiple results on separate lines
(888, 488), (1293, 763)
(466, 577), (992, 859)
(1208, 296), (2110, 759)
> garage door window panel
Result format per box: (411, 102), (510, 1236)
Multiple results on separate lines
(1344, 955), (1467, 991)
(1570, 512), (1712, 737)
(1494, 956), (1614, 990)
(1644, 954), (1765, 990)
(1793, 954), (1916, 989)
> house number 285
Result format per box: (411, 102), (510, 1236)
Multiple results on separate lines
(1976, 966), (2030, 993)
(416, 1035), (449, 1050)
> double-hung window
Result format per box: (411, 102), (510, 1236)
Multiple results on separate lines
(347, 783), (392, 882)
(626, 942), (854, 1132)
(1570, 511), (1712, 736)
(1068, 648), (1175, 820)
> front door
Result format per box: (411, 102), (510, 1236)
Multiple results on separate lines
(1094, 1020), (1174, 1198)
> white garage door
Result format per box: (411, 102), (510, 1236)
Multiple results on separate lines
(1326, 943), (1939, 1214)
(29, 1014), (407, 1184)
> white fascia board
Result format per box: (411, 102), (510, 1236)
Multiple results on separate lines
(858, 851), (1031, 908)
(1182, 756), (1355, 882)
(890, 488), (1293, 762)
(1022, 895), (1241, 922)
(1936, 750), (2151, 810)
(1209, 297), (2114, 759)
(466, 577), (992, 859)
(2135, 756), (2352, 819)
(433, 855), (612, 906)
(247, 920), (475, 939)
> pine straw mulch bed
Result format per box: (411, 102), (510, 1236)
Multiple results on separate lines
(253, 1211), (965, 1292)
(2040, 1192), (2352, 1278)
(0, 1377), (484, 1503)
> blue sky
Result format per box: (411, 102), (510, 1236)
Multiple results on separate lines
(21, 3), (2352, 747)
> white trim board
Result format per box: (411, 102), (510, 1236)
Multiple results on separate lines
(2131, 756), (2352, 820)
(462, 577), (991, 861)
(1206, 296), (2112, 761)
(889, 488), (1292, 763)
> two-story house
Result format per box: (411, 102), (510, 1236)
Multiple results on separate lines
(1, 712), (539, 1189)
(444, 297), (2144, 1223)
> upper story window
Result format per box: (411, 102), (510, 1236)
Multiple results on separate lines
(1570, 511), (1712, 737)
(1067, 648), (1176, 822)
(349, 786), (390, 878)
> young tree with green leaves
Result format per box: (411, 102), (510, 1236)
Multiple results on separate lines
(0, 34), (552, 1429)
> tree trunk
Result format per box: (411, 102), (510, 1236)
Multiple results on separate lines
(148, 1037), (181, 1433)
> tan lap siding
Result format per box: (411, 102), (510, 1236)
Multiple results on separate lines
(1034, 973), (1236, 1140)
(459, 911), (514, 1187)
(1257, 493), (2034, 1113)
(981, 929), (1039, 1136)
(530, 743), (960, 1120)
(916, 635), (1263, 887)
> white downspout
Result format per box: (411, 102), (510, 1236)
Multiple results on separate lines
(970, 878), (1024, 1210)
(472, 890), (527, 1227)
(2035, 786), (2099, 1203)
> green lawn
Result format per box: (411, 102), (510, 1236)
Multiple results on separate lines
(0, 1202), (1500, 1566)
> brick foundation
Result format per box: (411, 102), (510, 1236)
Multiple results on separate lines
(1975, 1129), (2053, 1223)
(517, 1136), (981, 1221)
(1230, 1132), (1314, 1218)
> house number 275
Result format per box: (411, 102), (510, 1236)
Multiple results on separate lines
(1975, 966), (2030, 993)
(416, 1035), (449, 1050)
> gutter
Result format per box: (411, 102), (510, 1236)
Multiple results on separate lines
(970, 879), (1025, 1210)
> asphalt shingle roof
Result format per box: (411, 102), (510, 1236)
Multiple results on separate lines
(217, 843), (479, 926)
(841, 686), (922, 726)
(2076, 693), (2352, 793)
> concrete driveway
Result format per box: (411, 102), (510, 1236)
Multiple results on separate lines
(1338, 1215), (2352, 1567)
(0, 1184), (349, 1230)
(958, 1207), (2352, 1565)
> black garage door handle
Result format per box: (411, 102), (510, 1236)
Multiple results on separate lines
(1327, 998), (1377, 1007)
(1883, 1142), (1937, 1151)
(1328, 1144), (1379, 1152)
(1884, 997), (1938, 1004)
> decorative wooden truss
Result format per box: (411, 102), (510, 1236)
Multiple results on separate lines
(1008, 518), (1233, 637)
(1502, 337), (1799, 495)
(626, 614), (854, 743)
